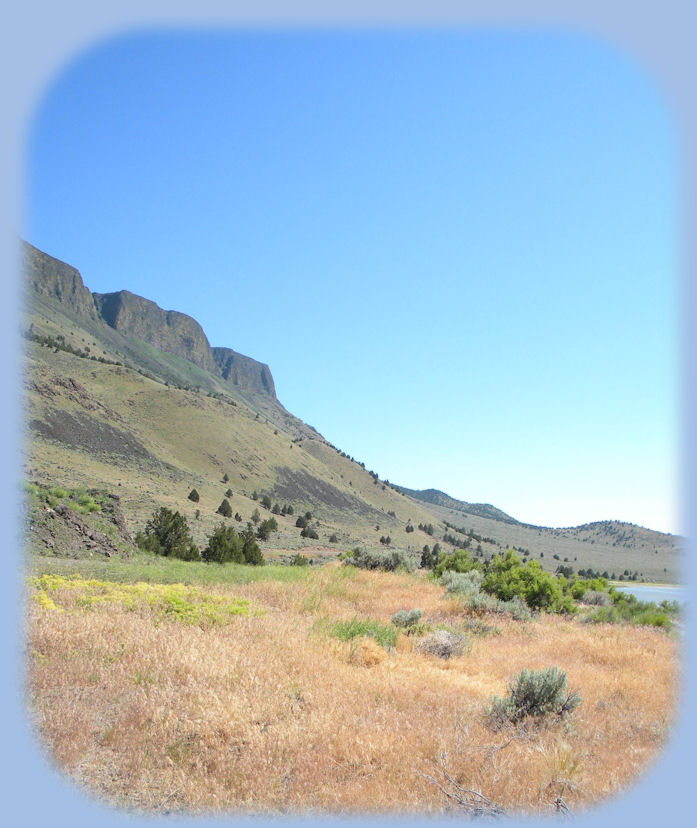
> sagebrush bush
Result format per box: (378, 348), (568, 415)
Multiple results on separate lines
(583, 590), (611, 607)
(417, 629), (468, 660)
(391, 609), (422, 628)
(440, 569), (483, 598)
(345, 546), (419, 573)
(487, 666), (581, 729)
(440, 570), (531, 620)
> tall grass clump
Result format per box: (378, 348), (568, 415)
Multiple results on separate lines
(320, 615), (398, 649)
(487, 667), (582, 729)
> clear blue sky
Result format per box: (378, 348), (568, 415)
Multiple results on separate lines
(24, 29), (679, 534)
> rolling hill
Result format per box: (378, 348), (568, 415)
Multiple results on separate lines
(21, 240), (683, 582)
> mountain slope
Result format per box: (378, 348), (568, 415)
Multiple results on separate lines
(21, 240), (683, 581)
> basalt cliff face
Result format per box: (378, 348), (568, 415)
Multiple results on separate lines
(212, 347), (276, 398)
(23, 240), (276, 401)
(93, 290), (218, 375)
(23, 241), (99, 321)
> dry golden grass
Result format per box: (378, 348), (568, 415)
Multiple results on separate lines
(25, 565), (680, 817)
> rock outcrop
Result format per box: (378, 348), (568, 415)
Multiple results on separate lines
(23, 240), (278, 400)
(212, 347), (276, 398)
(22, 241), (99, 320)
(93, 290), (216, 373)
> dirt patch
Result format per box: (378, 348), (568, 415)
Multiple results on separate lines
(30, 409), (152, 461)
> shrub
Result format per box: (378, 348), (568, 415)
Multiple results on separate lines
(440, 569), (484, 598)
(440, 570), (531, 621)
(187, 488), (200, 503)
(392, 609), (423, 628)
(222, 473), (230, 483)
(217, 498), (233, 518)
(296, 516), (308, 529)
(487, 667), (582, 729)
(202, 523), (243, 564)
(417, 630), (467, 660)
(433, 548), (480, 578)
(346, 546), (419, 573)
(256, 517), (278, 541)
(301, 526), (319, 540)
(261, 494), (272, 510)
(482, 550), (576, 613)
(582, 590), (611, 607)
(329, 533), (339, 543)
(240, 523), (265, 566)
(139, 507), (199, 560)
(290, 554), (311, 566)
(225, 488), (233, 498)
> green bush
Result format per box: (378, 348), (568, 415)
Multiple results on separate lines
(440, 570), (531, 621)
(202, 523), (243, 564)
(290, 554), (312, 567)
(187, 488), (200, 503)
(482, 551), (576, 614)
(487, 667), (581, 729)
(583, 593), (677, 628)
(256, 517), (278, 541)
(433, 548), (481, 579)
(138, 507), (199, 561)
(240, 523), (265, 566)
(217, 498), (233, 518)
(301, 526), (319, 539)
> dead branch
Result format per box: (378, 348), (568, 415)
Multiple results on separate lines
(416, 758), (505, 818)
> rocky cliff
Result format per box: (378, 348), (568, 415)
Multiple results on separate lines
(22, 241), (99, 321)
(93, 290), (217, 374)
(23, 240), (277, 400)
(212, 347), (276, 398)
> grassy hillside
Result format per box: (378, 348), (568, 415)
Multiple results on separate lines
(22, 271), (682, 582)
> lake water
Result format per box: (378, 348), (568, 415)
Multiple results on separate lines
(614, 584), (688, 605)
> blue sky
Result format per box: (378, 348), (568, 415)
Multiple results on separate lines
(24, 29), (679, 533)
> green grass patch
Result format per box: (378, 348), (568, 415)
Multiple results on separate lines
(26, 550), (313, 587)
(317, 615), (398, 649)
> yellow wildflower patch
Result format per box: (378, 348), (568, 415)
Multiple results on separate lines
(29, 574), (261, 627)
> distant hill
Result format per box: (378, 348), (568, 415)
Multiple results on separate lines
(21, 240), (683, 582)
(395, 486), (520, 525)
